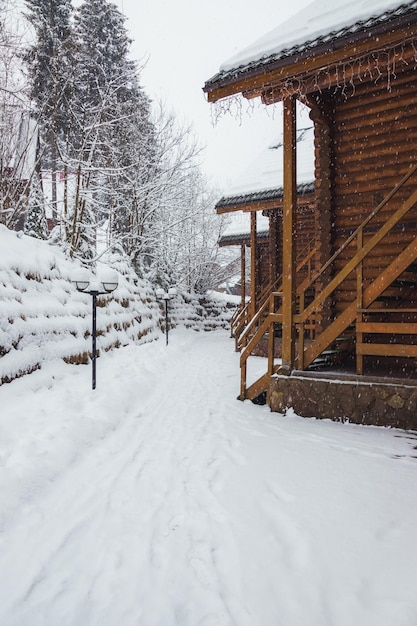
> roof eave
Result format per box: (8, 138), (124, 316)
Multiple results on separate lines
(216, 183), (315, 214)
(204, 11), (417, 103)
(218, 230), (269, 246)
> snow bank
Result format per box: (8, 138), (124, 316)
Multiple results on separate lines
(0, 226), (233, 385)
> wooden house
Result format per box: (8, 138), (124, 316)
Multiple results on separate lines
(216, 119), (316, 351)
(204, 0), (417, 429)
(217, 212), (269, 303)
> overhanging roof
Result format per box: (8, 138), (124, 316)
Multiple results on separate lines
(218, 229), (269, 247)
(216, 181), (315, 213)
(204, 1), (417, 102)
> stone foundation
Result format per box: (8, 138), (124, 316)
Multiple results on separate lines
(269, 370), (417, 430)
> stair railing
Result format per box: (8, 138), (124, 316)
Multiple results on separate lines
(296, 164), (417, 369)
(239, 163), (417, 399)
(237, 237), (318, 351)
(238, 241), (319, 400)
(230, 301), (250, 348)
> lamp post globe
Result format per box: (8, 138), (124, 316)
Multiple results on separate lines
(72, 268), (119, 390)
(156, 286), (177, 345)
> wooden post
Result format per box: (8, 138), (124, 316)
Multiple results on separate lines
(282, 96), (297, 369)
(240, 244), (246, 309)
(356, 227), (364, 375)
(250, 211), (257, 320)
(269, 212), (278, 286)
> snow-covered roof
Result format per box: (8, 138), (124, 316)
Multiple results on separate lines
(218, 110), (315, 243)
(220, 212), (270, 245)
(217, 104), (315, 213)
(222, 127), (314, 200)
(206, 0), (417, 90)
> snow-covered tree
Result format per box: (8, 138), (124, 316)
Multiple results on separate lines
(131, 104), (228, 293)
(24, 171), (48, 239)
(55, 0), (156, 261)
(23, 0), (75, 224)
(17, 0), (225, 291)
(0, 0), (35, 229)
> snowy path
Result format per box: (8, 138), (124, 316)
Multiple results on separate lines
(0, 329), (417, 625)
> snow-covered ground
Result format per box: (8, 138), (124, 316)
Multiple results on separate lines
(0, 328), (416, 626)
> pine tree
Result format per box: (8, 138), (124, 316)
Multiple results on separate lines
(24, 172), (48, 239)
(23, 0), (75, 223)
(73, 0), (156, 261)
(75, 0), (132, 110)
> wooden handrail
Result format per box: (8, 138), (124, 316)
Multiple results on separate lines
(237, 236), (319, 399)
(237, 239), (318, 346)
(299, 185), (417, 324)
(301, 163), (417, 297)
(302, 234), (417, 370)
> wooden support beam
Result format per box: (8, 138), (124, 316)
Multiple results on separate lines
(269, 211), (278, 286)
(250, 211), (257, 319)
(281, 96), (297, 369)
(240, 244), (246, 309)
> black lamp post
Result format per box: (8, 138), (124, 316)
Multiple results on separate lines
(156, 287), (177, 345)
(72, 268), (118, 390)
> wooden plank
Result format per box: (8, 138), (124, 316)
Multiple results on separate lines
(356, 343), (417, 357)
(245, 372), (271, 401)
(250, 211), (257, 320)
(240, 313), (282, 365)
(357, 322), (417, 334)
(259, 33), (417, 105)
(240, 244), (246, 309)
(358, 308), (417, 313)
(281, 96), (297, 368)
(301, 186), (417, 323)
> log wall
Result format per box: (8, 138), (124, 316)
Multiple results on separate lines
(328, 66), (417, 311)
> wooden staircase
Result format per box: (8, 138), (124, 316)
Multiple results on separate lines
(231, 238), (318, 354)
(237, 164), (417, 401)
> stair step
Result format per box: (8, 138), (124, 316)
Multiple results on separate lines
(393, 279), (417, 287)
(307, 356), (331, 369)
(251, 391), (267, 405)
(376, 295), (402, 302)
(321, 348), (348, 356)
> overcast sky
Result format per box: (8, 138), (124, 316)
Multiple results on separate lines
(112, 0), (313, 189)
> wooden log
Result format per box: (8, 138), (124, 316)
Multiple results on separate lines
(281, 96), (297, 368)
(357, 322), (417, 334)
(356, 343), (417, 357)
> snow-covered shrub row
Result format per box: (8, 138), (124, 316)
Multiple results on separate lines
(0, 226), (235, 385)
(0, 225), (161, 385)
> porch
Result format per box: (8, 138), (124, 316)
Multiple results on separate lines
(232, 162), (417, 425)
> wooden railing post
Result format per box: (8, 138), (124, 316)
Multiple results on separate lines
(356, 227), (364, 375)
(250, 212), (257, 320)
(240, 243), (246, 310)
(240, 358), (247, 400)
(297, 291), (305, 370)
